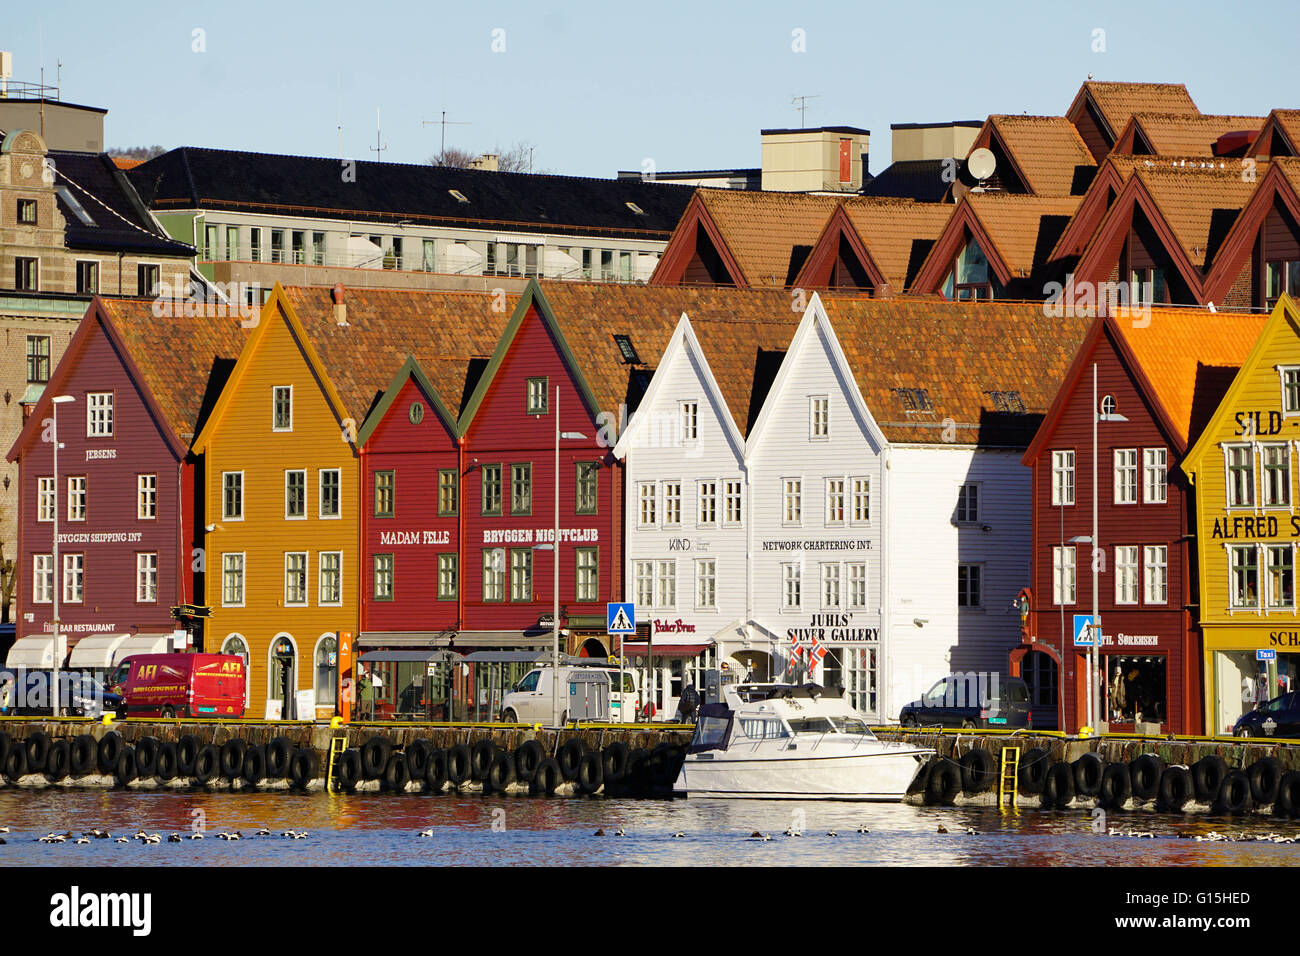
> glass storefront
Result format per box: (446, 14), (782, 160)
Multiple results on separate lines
(1213, 648), (1300, 735)
(1104, 654), (1167, 725)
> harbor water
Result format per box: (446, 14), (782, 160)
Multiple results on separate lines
(3, 788), (1300, 866)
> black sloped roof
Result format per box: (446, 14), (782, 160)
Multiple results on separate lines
(863, 159), (976, 202)
(130, 147), (695, 239)
(47, 150), (196, 256)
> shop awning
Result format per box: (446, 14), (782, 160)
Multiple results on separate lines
(462, 651), (589, 665)
(111, 633), (175, 666)
(454, 631), (552, 648)
(358, 632), (452, 648)
(6, 635), (55, 669)
(68, 634), (128, 670)
(621, 642), (711, 659)
(358, 650), (462, 664)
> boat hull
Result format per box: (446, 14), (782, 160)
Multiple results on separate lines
(673, 746), (931, 801)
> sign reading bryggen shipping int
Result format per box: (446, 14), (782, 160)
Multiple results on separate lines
(787, 613), (879, 643)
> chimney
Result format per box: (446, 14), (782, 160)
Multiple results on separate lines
(760, 127), (869, 193)
(890, 121), (983, 163)
(470, 153), (499, 172)
(331, 283), (348, 326)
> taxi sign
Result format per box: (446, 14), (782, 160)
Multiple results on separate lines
(1257, 648), (1277, 661)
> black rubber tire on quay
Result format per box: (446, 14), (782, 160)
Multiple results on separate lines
(265, 736), (294, 779)
(1128, 754), (1165, 802)
(558, 738), (586, 781)
(134, 736), (159, 778)
(446, 743), (471, 787)
(0, 732), (10, 769)
(423, 749), (448, 794)
(1192, 755), (1228, 803)
(1072, 753), (1105, 797)
(1017, 748), (1051, 795)
(924, 760), (961, 806)
(1157, 766), (1193, 812)
(959, 748), (997, 794)
(1213, 770), (1253, 815)
(575, 751), (604, 795)
(336, 749), (362, 792)
(288, 748), (319, 790)
(470, 739), (497, 782)
(625, 749), (651, 796)
(155, 742), (179, 782)
(1099, 762), (1132, 810)
(175, 735), (200, 777)
(192, 745), (219, 786)
(69, 735), (96, 777)
(219, 739), (247, 780)
(1041, 761), (1075, 810)
(24, 732), (50, 770)
(649, 743), (680, 788)
(530, 756), (562, 796)
(602, 741), (630, 784)
(1248, 757), (1284, 806)
(405, 740), (431, 779)
(382, 752), (411, 792)
(484, 751), (517, 793)
(360, 736), (392, 780)
(1274, 770), (1300, 817)
(2, 743), (26, 783)
(45, 739), (71, 781)
(97, 733), (124, 775)
(241, 745), (267, 788)
(113, 748), (137, 788)
(514, 740), (544, 783)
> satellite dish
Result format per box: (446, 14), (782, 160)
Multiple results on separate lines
(967, 147), (996, 182)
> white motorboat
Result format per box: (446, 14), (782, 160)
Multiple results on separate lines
(673, 683), (933, 801)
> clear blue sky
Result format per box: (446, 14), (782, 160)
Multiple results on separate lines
(8, 0), (1296, 177)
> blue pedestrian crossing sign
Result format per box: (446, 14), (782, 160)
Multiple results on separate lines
(607, 602), (636, 635)
(1073, 614), (1098, 646)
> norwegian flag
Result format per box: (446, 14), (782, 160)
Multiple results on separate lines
(807, 636), (827, 670)
(787, 636), (804, 675)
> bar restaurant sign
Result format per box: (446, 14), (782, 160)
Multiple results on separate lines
(786, 613), (879, 643)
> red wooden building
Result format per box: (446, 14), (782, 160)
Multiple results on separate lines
(1015, 308), (1263, 733)
(5, 298), (245, 674)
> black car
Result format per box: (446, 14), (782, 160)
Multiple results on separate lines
(898, 675), (1032, 729)
(1233, 691), (1300, 738)
(0, 670), (123, 718)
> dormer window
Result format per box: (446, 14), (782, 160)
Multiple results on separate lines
(449, 189), (469, 204)
(894, 387), (933, 413)
(942, 237), (992, 300)
(987, 390), (1026, 413)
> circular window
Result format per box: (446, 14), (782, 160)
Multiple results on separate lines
(1100, 394), (1117, 416)
(409, 402), (425, 425)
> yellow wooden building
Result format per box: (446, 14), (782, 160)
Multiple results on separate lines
(1183, 295), (1300, 735)
(192, 285), (357, 719)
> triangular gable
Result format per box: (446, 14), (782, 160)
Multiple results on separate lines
(456, 279), (603, 435)
(648, 191), (748, 287)
(1048, 158), (1134, 261)
(191, 282), (352, 454)
(911, 196), (1015, 291)
(1249, 110), (1300, 158)
(743, 293), (887, 458)
(1204, 160), (1300, 303)
(1071, 171), (1212, 298)
(355, 354), (460, 446)
(612, 312), (747, 464)
(1021, 313), (1185, 467)
(1183, 295), (1300, 478)
(791, 203), (886, 292)
(7, 297), (188, 463)
(968, 118), (1032, 194)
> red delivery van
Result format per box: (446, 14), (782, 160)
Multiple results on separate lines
(108, 654), (246, 718)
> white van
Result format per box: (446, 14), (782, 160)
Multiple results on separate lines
(500, 666), (621, 724)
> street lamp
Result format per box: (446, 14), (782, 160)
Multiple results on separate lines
(49, 394), (74, 718)
(547, 386), (586, 726)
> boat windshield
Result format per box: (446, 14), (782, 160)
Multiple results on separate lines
(829, 715), (876, 738)
(689, 705), (734, 753)
(786, 715), (877, 737)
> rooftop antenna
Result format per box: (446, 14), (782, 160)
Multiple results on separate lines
(791, 94), (821, 128)
(422, 110), (472, 157)
(370, 107), (387, 162)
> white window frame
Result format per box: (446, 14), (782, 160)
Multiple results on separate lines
(222, 553), (246, 608)
(851, 477), (871, 525)
(821, 563), (841, 609)
(697, 480), (717, 527)
(1052, 545), (1076, 605)
(1143, 545), (1168, 605)
(1113, 448), (1138, 505)
(32, 554), (53, 604)
(656, 560), (676, 608)
(63, 553), (84, 604)
(285, 469), (308, 520)
(319, 468), (342, 519)
(67, 475), (86, 522)
(679, 401), (698, 443)
(1224, 443), (1256, 509)
(695, 557), (717, 610)
(272, 385), (294, 432)
(848, 562), (867, 609)
(1261, 443), (1291, 508)
(637, 482), (657, 528)
(783, 478), (802, 527)
(222, 471), (244, 521)
(1143, 447), (1168, 504)
(1279, 365), (1300, 417)
(1114, 545), (1139, 605)
(723, 480), (743, 527)
(284, 551), (309, 606)
(956, 483), (979, 523)
(1228, 543), (1259, 610)
(825, 478), (846, 527)
(1265, 543), (1296, 611)
(957, 563), (983, 608)
(37, 476), (54, 522)
(1051, 450), (1075, 506)
(136, 552), (158, 603)
(86, 392), (114, 438)
(782, 563), (802, 610)
(634, 560), (655, 608)
(137, 473), (157, 520)
(662, 482), (681, 526)
(318, 551), (343, 606)
(809, 395), (830, 440)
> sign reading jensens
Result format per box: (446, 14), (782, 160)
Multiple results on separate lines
(786, 613), (879, 643)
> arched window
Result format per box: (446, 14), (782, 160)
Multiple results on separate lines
(221, 634), (250, 709)
(268, 633), (298, 717)
(314, 634), (337, 707)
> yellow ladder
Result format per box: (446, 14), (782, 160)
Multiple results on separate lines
(998, 747), (1020, 808)
(325, 735), (347, 793)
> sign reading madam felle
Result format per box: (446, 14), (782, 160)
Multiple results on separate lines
(787, 613), (879, 643)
